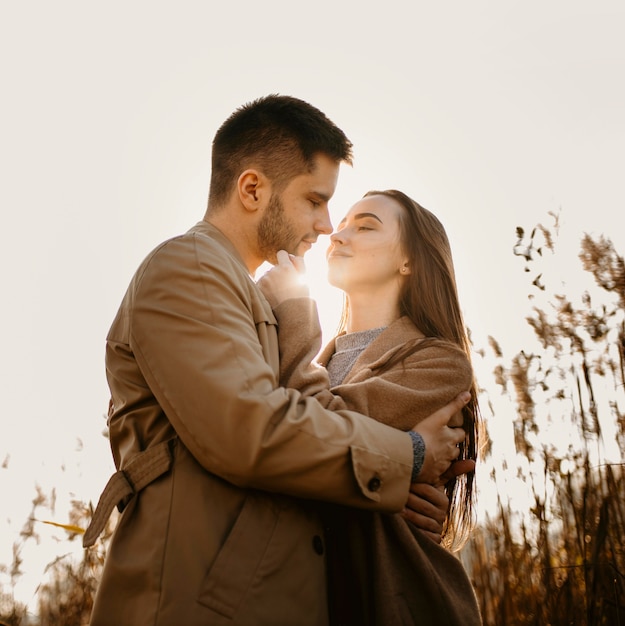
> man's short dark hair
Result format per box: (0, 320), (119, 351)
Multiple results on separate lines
(208, 94), (353, 208)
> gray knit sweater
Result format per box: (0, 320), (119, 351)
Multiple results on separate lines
(326, 327), (386, 387)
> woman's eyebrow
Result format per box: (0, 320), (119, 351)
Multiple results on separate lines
(353, 212), (383, 223)
(337, 212), (383, 227)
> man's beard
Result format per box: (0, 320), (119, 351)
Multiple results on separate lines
(257, 193), (299, 264)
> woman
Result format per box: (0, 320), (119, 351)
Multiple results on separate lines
(258, 190), (482, 625)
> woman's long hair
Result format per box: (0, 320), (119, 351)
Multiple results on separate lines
(338, 189), (482, 550)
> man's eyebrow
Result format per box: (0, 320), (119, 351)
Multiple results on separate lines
(338, 212), (383, 226)
(311, 190), (332, 202)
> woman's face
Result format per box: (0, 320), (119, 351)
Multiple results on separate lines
(326, 194), (409, 293)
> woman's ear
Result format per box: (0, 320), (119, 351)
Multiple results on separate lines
(400, 262), (411, 275)
(237, 169), (270, 212)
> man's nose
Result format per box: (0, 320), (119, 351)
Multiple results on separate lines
(315, 208), (333, 235)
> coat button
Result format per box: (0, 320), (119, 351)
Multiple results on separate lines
(312, 535), (324, 555)
(368, 476), (381, 492)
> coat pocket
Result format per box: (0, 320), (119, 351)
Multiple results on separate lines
(197, 493), (280, 618)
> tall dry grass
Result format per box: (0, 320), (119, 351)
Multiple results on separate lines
(462, 223), (625, 625)
(0, 491), (114, 626)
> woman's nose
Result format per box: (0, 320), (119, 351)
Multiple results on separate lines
(330, 230), (345, 244)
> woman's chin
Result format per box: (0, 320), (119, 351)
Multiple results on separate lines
(326, 270), (346, 291)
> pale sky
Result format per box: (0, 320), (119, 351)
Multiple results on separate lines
(2, 0), (624, 607)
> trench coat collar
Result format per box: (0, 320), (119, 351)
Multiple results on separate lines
(189, 220), (250, 275)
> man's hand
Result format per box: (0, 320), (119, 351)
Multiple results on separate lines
(257, 250), (308, 308)
(411, 391), (470, 484)
(402, 459), (476, 543)
(402, 483), (448, 543)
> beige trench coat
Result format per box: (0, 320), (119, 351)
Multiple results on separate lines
(274, 298), (483, 625)
(86, 221), (415, 626)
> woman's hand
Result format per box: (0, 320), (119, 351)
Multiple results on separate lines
(257, 250), (309, 308)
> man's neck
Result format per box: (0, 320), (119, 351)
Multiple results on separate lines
(204, 212), (262, 276)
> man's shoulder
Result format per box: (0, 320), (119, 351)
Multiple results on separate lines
(137, 221), (245, 278)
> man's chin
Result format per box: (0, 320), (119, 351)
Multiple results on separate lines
(296, 241), (313, 256)
(264, 242), (310, 264)
(280, 245), (310, 260)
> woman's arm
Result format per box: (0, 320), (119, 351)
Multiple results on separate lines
(272, 298), (472, 431)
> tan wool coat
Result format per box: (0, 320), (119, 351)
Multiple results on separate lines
(86, 221), (416, 626)
(274, 298), (483, 626)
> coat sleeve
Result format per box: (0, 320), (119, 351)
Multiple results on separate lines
(273, 298), (473, 432)
(115, 235), (413, 512)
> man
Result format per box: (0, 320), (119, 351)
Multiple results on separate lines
(84, 95), (469, 625)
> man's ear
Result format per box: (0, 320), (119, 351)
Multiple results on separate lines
(237, 169), (270, 212)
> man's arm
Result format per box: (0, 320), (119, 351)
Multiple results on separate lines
(267, 293), (468, 487)
(124, 235), (416, 512)
(258, 249), (470, 525)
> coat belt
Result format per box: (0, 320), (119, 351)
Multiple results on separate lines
(83, 438), (175, 548)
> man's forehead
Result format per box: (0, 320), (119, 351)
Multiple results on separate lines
(310, 153), (340, 180)
(291, 154), (339, 191)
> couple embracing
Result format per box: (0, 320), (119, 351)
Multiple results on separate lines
(84, 94), (482, 626)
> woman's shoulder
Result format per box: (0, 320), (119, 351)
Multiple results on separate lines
(407, 337), (466, 360)
(398, 334), (472, 378)
(370, 320), (471, 382)
(387, 318), (469, 362)
(416, 336), (468, 359)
